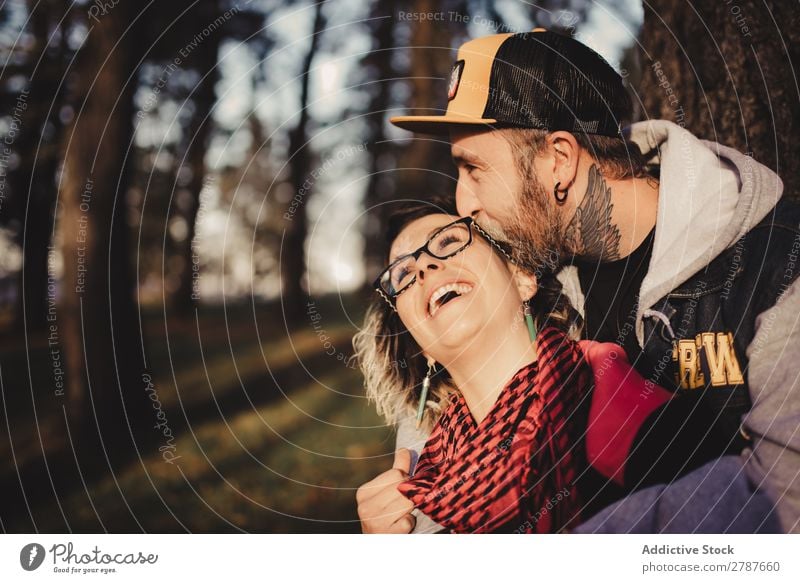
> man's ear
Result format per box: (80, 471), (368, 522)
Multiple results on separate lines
(545, 131), (580, 190)
(510, 265), (538, 302)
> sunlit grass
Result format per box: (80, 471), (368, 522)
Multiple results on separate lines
(51, 366), (393, 532)
(3, 296), (396, 532)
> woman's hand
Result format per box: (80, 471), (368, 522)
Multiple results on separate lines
(356, 448), (417, 533)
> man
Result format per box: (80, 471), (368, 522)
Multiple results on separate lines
(357, 28), (799, 533)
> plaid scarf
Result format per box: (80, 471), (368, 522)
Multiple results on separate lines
(397, 327), (592, 533)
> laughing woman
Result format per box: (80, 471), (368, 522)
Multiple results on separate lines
(353, 197), (597, 533)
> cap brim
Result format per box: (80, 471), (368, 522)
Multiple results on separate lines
(389, 114), (498, 135)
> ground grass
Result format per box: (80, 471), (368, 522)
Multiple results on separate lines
(1, 295), (397, 532)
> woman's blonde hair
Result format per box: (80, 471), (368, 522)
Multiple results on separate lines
(352, 300), (457, 433)
(352, 196), (581, 432)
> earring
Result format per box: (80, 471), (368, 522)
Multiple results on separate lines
(523, 300), (538, 342)
(416, 361), (434, 429)
(554, 181), (568, 205)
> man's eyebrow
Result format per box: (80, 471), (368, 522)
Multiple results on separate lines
(451, 149), (481, 165)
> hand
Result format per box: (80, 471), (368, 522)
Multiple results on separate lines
(356, 448), (416, 534)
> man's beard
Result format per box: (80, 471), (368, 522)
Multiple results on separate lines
(485, 171), (568, 278)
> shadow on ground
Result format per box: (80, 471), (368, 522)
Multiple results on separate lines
(0, 294), (396, 533)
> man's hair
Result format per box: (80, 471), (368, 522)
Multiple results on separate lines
(498, 127), (649, 181)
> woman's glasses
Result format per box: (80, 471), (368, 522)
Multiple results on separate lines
(373, 216), (512, 305)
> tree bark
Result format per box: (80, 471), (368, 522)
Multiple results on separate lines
(638, 0), (800, 198)
(282, 0), (326, 324)
(361, 0), (400, 280)
(12, 1), (71, 332)
(169, 2), (222, 316)
(59, 0), (152, 455)
(396, 0), (458, 187)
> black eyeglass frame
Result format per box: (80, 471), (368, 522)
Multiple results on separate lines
(373, 216), (513, 308)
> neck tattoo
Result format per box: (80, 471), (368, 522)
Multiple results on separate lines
(563, 164), (621, 261)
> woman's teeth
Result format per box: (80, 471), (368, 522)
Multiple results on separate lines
(428, 282), (474, 316)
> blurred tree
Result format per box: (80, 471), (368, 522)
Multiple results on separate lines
(168, 1), (223, 316)
(0, 0), (73, 332)
(390, 0), (468, 236)
(529, 0), (590, 32)
(283, 0), (327, 324)
(638, 0), (800, 198)
(360, 0), (401, 278)
(58, 0), (152, 452)
(477, 0), (510, 30)
(214, 92), (283, 299)
(132, 0), (269, 314)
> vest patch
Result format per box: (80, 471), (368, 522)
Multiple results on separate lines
(671, 331), (745, 389)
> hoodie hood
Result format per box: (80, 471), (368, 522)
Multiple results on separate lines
(624, 120), (783, 345)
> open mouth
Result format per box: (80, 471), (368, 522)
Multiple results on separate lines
(428, 282), (474, 317)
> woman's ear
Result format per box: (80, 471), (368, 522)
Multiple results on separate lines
(510, 265), (538, 302)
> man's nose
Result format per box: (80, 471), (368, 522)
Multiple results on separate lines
(455, 181), (480, 218)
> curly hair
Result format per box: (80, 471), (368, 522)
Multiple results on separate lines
(352, 195), (582, 432)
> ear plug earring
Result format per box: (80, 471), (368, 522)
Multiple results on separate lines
(554, 181), (568, 204)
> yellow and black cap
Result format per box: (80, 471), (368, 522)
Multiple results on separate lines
(390, 28), (630, 137)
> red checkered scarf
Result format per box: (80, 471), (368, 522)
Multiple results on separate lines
(397, 327), (593, 533)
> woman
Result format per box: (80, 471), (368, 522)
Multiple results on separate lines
(353, 198), (722, 533)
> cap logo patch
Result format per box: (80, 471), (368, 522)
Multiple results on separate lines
(447, 60), (465, 101)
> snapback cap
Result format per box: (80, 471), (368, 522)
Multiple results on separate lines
(390, 28), (631, 137)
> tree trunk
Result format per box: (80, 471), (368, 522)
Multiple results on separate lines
(361, 0), (399, 280)
(638, 0), (800, 198)
(395, 0), (461, 205)
(12, 1), (71, 333)
(59, 1), (152, 456)
(282, 0), (326, 324)
(170, 2), (221, 316)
